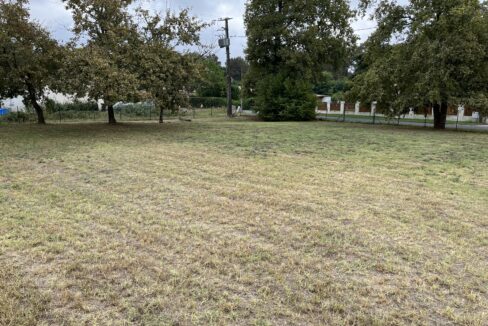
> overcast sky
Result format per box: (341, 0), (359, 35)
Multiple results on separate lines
(29, 0), (376, 64)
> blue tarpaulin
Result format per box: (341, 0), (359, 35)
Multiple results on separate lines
(0, 108), (9, 116)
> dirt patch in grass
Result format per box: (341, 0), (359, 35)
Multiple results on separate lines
(1, 120), (487, 325)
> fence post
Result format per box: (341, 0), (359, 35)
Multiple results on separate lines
(456, 106), (464, 130)
(371, 102), (377, 124)
(456, 108), (460, 131)
(59, 109), (62, 123)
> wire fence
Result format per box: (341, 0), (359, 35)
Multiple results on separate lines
(2, 105), (486, 132)
(316, 109), (487, 131)
(0, 107), (229, 124)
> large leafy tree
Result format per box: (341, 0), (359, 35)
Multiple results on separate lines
(195, 55), (227, 98)
(347, 42), (414, 119)
(0, 0), (62, 124)
(353, 0), (488, 129)
(465, 2), (488, 123)
(313, 71), (351, 101)
(63, 0), (140, 124)
(229, 57), (249, 82)
(134, 8), (205, 123)
(244, 0), (355, 121)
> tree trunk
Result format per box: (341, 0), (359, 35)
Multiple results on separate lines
(159, 105), (164, 124)
(433, 102), (448, 129)
(26, 82), (46, 124)
(107, 104), (117, 124)
(28, 95), (45, 124)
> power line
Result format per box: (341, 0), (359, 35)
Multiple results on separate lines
(225, 26), (377, 39)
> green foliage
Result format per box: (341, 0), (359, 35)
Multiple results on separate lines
(242, 98), (256, 111)
(134, 7), (205, 121)
(115, 103), (155, 116)
(465, 92), (488, 123)
(189, 97), (251, 110)
(63, 0), (205, 123)
(196, 57), (226, 98)
(313, 71), (351, 101)
(194, 55), (240, 102)
(45, 99), (98, 113)
(229, 57), (249, 82)
(0, 111), (29, 123)
(63, 0), (142, 123)
(245, 0), (355, 121)
(352, 0), (488, 128)
(190, 97), (227, 108)
(0, 0), (62, 124)
(53, 110), (96, 120)
(256, 74), (316, 121)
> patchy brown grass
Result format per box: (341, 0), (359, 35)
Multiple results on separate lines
(0, 264), (48, 325)
(0, 120), (487, 325)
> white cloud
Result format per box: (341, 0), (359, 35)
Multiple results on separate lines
(29, 0), (73, 43)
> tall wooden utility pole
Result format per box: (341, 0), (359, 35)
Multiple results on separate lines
(218, 18), (233, 117)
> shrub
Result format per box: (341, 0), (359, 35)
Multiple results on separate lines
(115, 103), (154, 117)
(0, 111), (30, 123)
(256, 73), (316, 121)
(55, 110), (97, 120)
(190, 97), (227, 108)
(190, 97), (250, 109)
(45, 99), (99, 113)
(242, 98), (256, 111)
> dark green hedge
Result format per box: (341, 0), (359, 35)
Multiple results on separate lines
(45, 99), (99, 113)
(190, 97), (228, 108)
(190, 97), (256, 110)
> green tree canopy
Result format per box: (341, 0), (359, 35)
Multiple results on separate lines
(0, 0), (63, 124)
(196, 55), (227, 98)
(313, 71), (351, 101)
(229, 57), (249, 82)
(134, 7), (205, 122)
(351, 0), (488, 129)
(63, 0), (141, 124)
(244, 0), (355, 120)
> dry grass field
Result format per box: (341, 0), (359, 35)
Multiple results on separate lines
(1, 119), (487, 325)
